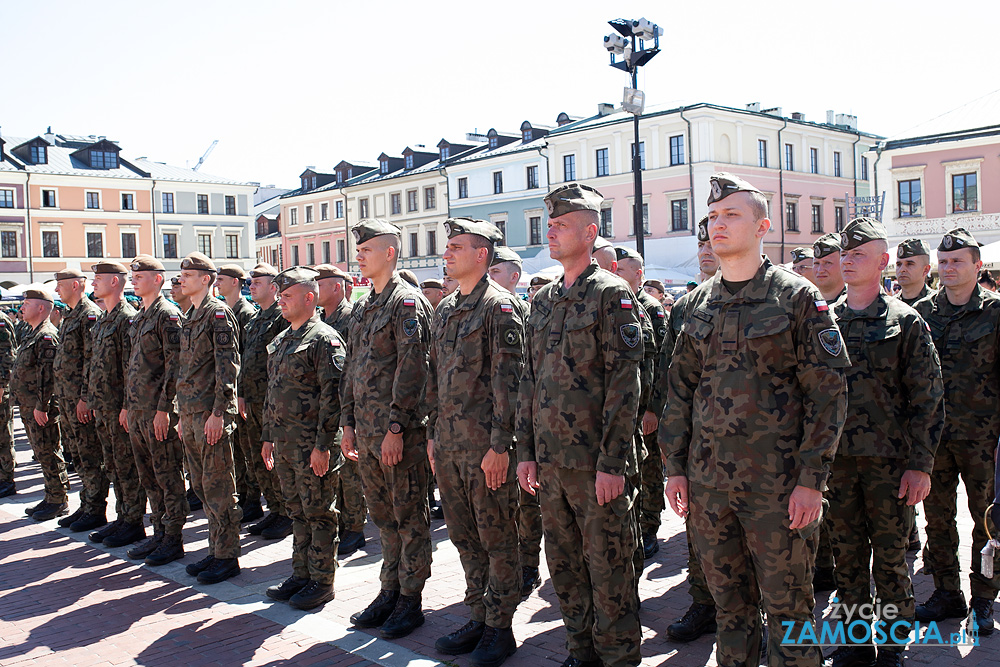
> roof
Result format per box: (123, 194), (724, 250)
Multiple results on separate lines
(447, 136), (546, 167)
(256, 203), (280, 220)
(130, 157), (252, 185)
(2, 134), (145, 179)
(884, 88), (1000, 148)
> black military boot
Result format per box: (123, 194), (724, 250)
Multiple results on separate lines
(824, 645), (875, 667)
(248, 512), (278, 536)
(813, 566), (837, 593)
(289, 580), (335, 610)
(25, 500), (48, 517)
(468, 625), (517, 667)
(642, 533), (659, 560)
(103, 522), (146, 548)
(337, 530), (366, 557)
(70, 512), (107, 532)
(915, 589), (968, 621)
(0, 480), (15, 498)
(58, 506), (85, 528)
(266, 576), (310, 602)
(520, 566), (541, 601)
(261, 514), (293, 540)
(145, 534), (185, 567)
(380, 594), (424, 639)
(186, 487), (202, 512)
(127, 531), (163, 560)
(666, 601), (718, 642)
(907, 526), (921, 552)
(90, 518), (124, 543)
(186, 554), (215, 576)
(197, 557), (240, 584)
(32, 502), (69, 521)
(350, 589), (400, 628)
(240, 498), (264, 523)
(970, 596), (995, 636)
(435, 620), (485, 654)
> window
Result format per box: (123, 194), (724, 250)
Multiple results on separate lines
(407, 190), (418, 212)
(121, 232), (136, 258)
(563, 154), (576, 181)
(596, 148), (610, 177)
(162, 192), (174, 213)
(861, 156), (869, 181)
(494, 221), (506, 245)
(522, 129), (532, 142)
(493, 171), (503, 194)
(670, 135), (685, 166)
(405, 154), (414, 169)
(810, 148), (819, 174)
(197, 194), (209, 214)
(226, 234), (239, 259)
(457, 177), (468, 199)
(42, 230), (60, 257)
(530, 216), (542, 245)
(758, 139), (768, 168)
(380, 161), (390, 175)
(811, 204), (823, 233)
(671, 200), (688, 231)
(322, 241), (330, 263)
(336, 239), (345, 263)
(1, 231), (16, 258)
(289, 208), (298, 225)
(359, 199), (369, 219)
(424, 187), (435, 210)
(335, 201), (344, 219)
(898, 179), (921, 217)
(121, 193), (134, 210)
(391, 193), (402, 215)
(599, 207), (613, 238)
(427, 230), (437, 256)
(0, 190), (13, 208)
(785, 202), (798, 231)
(198, 233), (212, 256)
(409, 232), (419, 258)
(225, 195), (236, 216)
(272, 248), (280, 267)
(292, 245), (299, 265)
(86, 192), (100, 209)
(42, 189), (57, 207)
(833, 152), (842, 178)
(86, 232), (103, 258)
(489, 136), (498, 150)
(305, 205), (314, 223)
(91, 150), (117, 169)
(163, 233), (178, 258)
(320, 203), (329, 221)
(440, 146), (450, 160)
(30, 145), (47, 164)
(631, 142), (646, 170)
(307, 243), (315, 265)
(835, 206), (845, 232)
(631, 203), (650, 236)
(526, 165), (539, 189)
(784, 144), (794, 171)
(953, 173), (978, 212)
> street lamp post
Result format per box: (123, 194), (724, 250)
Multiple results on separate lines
(605, 18), (662, 260)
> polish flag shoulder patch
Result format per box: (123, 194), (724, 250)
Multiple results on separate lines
(815, 300), (829, 312)
(620, 298), (633, 309)
(215, 309), (226, 319)
(402, 298), (416, 307)
(87, 314), (97, 321)
(500, 303), (513, 313)
(168, 314), (179, 322)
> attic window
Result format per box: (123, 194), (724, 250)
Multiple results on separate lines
(489, 137), (498, 149)
(91, 150), (118, 169)
(381, 161), (389, 174)
(337, 171), (344, 184)
(440, 146), (450, 160)
(522, 130), (532, 142)
(405, 155), (414, 169)
(347, 168), (352, 179)
(301, 177), (309, 190)
(30, 145), (47, 164)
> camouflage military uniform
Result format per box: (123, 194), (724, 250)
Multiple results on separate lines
(341, 274), (432, 595)
(635, 289), (667, 542)
(54, 296), (107, 516)
(126, 295), (187, 535)
(828, 293), (944, 648)
(11, 320), (67, 503)
(427, 274), (523, 628)
(229, 296), (257, 505)
(914, 285), (1000, 600)
(661, 259), (850, 667)
(238, 301), (289, 517)
(177, 296), (242, 560)
(0, 312), (18, 486)
(89, 300), (146, 525)
(510, 297), (542, 571)
(516, 262), (643, 667)
(263, 313), (345, 585)
(899, 284), (934, 307)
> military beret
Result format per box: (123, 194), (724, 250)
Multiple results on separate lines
(443, 217), (503, 243)
(643, 279), (666, 294)
(217, 264), (248, 280)
(398, 269), (419, 287)
(896, 238), (931, 259)
(130, 255), (165, 272)
(840, 217), (888, 251)
(687, 280), (699, 288)
(420, 279), (443, 289)
(938, 227), (982, 252)
(273, 266), (319, 292)
(790, 247), (814, 263)
(248, 262), (278, 278)
(23, 289), (54, 303)
(529, 276), (552, 288)
(696, 215), (710, 243)
(544, 182), (605, 219)
(313, 264), (350, 281)
(491, 246), (522, 266)
(708, 172), (763, 205)
(54, 268), (85, 281)
(614, 246), (641, 261)
(92, 261), (128, 274)
(352, 219), (401, 246)
(180, 252), (216, 273)
(593, 236), (613, 253)
(170, 275), (182, 286)
(813, 233), (842, 259)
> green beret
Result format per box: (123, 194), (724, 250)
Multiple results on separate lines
(54, 268), (85, 281)
(643, 279), (665, 294)
(790, 247), (814, 263)
(708, 172), (763, 205)
(23, 289), (54, 303)
(614, 246), (641, 261)
(813, 233), (842, 259)
(938, 227), (982, 252)
(92, 261), (128, 274)
(443, 217), (503, 243)
(249, 262), (278, 278)
(217, 264), (248, 280)
(896, 238), (931, 259)
(313, 264), (350, 281)
(491, 246), (522, 266)
(696, 215), (710, 243)
(352, 219), (401, 246)
(274, 266), (319, 292)
(130, 255), (165, 272)
(544, 183), (605, 219)
(181, 252), (216, 273)
(592, 236), (613, 253)
(840, 217), (887, 251)
(420, 279), (443, 290)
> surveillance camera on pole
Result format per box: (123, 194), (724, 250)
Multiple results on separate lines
(604, 33), (627, 54)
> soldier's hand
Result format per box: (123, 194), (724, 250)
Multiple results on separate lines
(381, 431), (403, 467)
(33, 409), (48, 427)
(153, 410), (170, 441)
(641, 411), (659, 436)
(427, 439), (435, 475)
(341, 426), (359, 462)
(595, 472), (625, 506)
(0, 387), (5, 402)
(262, 441), (275, 471)
(119, 409), (129, 432)
(481, 449), (509, 491)
(788, 485), (823, 530)
(517, 461), (539, 495)
(310, 448), (330, 477)
(204, 413), (224, 446)
(238, 397), (247, 421)
(665, 475), (689, 518)
(898, 470), (931, 506)
(76, 399), (92, 424)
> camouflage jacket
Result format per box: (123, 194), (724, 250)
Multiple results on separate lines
(263, 313), (345, 455)
(238, 301), (288, 405)
(176, 295), (240, 416)
(427, 274), (524, 455)
(648, 290), (688, 419)
(660, 259), (850, 494)
(0, 310), (17, 391)
(340, 274), (431, 441)
(229, 296), (257, 349)
(914, 285), (1000, 442)
(900, 284), (934, 307)
(87, 299), (137, 413)
(53, 296), (101, 402)
(10, 320), (58, 412)
(323, 299), (354, 337)
(832, 292), (944, 471)
(125, 295), (183, 412)
(635, 287), (664, 414)
(515, 262), (643, 477)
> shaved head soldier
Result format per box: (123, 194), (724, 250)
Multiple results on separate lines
(895, 239), (934, 306)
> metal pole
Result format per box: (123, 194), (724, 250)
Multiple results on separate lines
(630, 45), (645, 259)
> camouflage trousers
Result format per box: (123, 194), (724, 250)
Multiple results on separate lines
(436, 448), (520, 628)
(827, 455), (915, 649)
(241, 401), (284, 514)
(816, 515), (835, 570)
(337, 457), (367, 533)
(95, 409), (146, 525)
(357, 431), (431, 595)
(233, 421), (253, 504)
(689, 482), (820, 667)
(685, 519), (714, 606)
(273, 440), (340, 585)
(639, 445), (665, 538)
(127, 409), (188, 535)
(518, 484), (542, 569)
(59, 398), (108, 515)
(180, 411), (241, 559)
(537, 464), (641, 667)
(925, 438), (1000, 599)
(0, 401), (15, 483)
(20, 406), (67, 503)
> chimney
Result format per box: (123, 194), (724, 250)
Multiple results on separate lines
(746, 102), (761, 113)
(306, 165), (315, 171)
(597, 102), (614, 116)
(762, 107), (783, 117)
(45, 126), (55, 145)
(791, 112), (805, 121)
(826, 110), (835, 125)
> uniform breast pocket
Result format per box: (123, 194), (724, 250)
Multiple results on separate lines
(744, 314), (796, 375)
(564, 310), (599, 363)
(865, 323), (902, 375)
(964, 320), (996, 364)
(455, 317), (486, 377)
(370, 312), (396, 358)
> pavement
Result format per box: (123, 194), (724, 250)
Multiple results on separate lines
(0, 409), (997, 667)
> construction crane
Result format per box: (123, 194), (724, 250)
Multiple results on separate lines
(192, 140), (219, 171)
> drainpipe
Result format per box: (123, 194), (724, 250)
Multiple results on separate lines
(851, 134), (860, 200)
(778, 117), (787, 263)
(339, 186), (348, 272)
(438, 164), (450, 272)
(680, 107), (695, 236)
(872, 142), (884, 220)
(150, 179), (157, 260)
(25, 172), (34, 283)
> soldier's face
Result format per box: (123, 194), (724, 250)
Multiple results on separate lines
(179, 269), (210, 297)
(442, 277), (458, 296)
(548, 211), (597, 262)
(707, 193), (769, 259)
(443, 234), (486, 281)
(91, 273), (116, 300)
(643, 285), (664, 301)
(130, 271), (160, 298)
(895, 256), (930, 289)
(489, 262), (520, 293)
(421, 288), (443, 307)
(54, 278), (80, 301)
(938, 249), (982, 289)
(615, 258), (643, 291)
(813, 254), (843, 292)
(697, 241), (719, 276)
(277, 284), (313, 322)
(170, 282), (184, 300)
(215, 275), (239, 294)
(840, 243), (889, 287)
(355, 239), (391, 279)
(792, 260), (815, 282)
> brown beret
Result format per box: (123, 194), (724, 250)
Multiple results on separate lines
(170, 275), (182, 286)
(92, 261), (128, 274)
(314, 264), (351, 281)
(130, 255), (165, 272)
(529, 276), (552, 288)
(217, 264), (248, 280)
(643, 279), (666, 294)
(181, 252), (216, 273)
(249, 263), (278, 278)
(420, 279), (443, 289)
(55, 268), (86, 281)
(23, 289), (54, 303)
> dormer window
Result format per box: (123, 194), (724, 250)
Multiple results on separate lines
(489, 137), (498, 149)
(91, 150), (118, 169)
(347, 168), (352, 179)
(440, 146), (450, 160)
(522, 130), (532, 142)
(405, 154), (414, 169)
(30, 145), (47, 164)
(337, 171), (344, 184)
(381, 161), (389, 174)
(311, 176), (317, 189)
(302, 177), (310, 190)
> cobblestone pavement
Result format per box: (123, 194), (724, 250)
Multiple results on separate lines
(1, 409), (995, 666)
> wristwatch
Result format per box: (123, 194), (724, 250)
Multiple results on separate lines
(388, 421), (403, 435)
(212, 409), (224, 418)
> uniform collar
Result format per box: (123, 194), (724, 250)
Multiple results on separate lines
(833, 291), (889, 321)
(933, 283), (986, 316)
(707, 257), (774, 304)
(286, 312), (321, 340)
(553, 261), (600, 302)
(453, 274), (490, 311)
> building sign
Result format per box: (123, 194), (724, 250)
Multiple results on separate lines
(846, 192), (885, 221)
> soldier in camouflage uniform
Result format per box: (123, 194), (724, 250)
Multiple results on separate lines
(176, 252), (243, 585)
(85, 262), (146, 548)
(825, 218), (944, 667)
(341, 219), (433, 639)
(316, 263), (367, 556)
(895, 239), (935, 306)
(14, 290), (68, 521)
(661, 173), (850, 667)
(516, 183), (644, 667)
(427, 219), (523, 666)
(238, 263), (292, 541)
(0, 307), (16, 499)
(420, 279), (445, 310)
(262, 267), (345, 611)
(913, 228), (1000, 636)
(123, 255), (188, 566)
(51, 269), (107, 531)
(791, 246), (815, 283)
